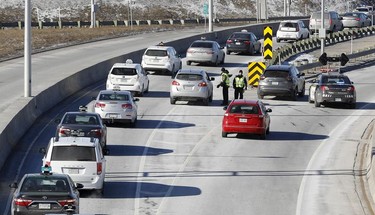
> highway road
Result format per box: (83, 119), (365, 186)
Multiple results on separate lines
(1, 26), (375, 215)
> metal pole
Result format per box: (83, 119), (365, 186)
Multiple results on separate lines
(320, 0), (325, 55)
(24, 0), (31, 97)
(130, 0), (133, 30)
(209, 0), (213, 32)
(90, 0), (95, 28)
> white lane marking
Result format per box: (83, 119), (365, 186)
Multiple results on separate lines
(296, 104), (372, 215)
(3, 85), (102, 215)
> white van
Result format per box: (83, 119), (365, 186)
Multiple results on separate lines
(40, 136), (109, 196)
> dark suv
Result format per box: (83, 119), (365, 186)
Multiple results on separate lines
(257, 65), (305, 100)
(225, 30), (261, 55)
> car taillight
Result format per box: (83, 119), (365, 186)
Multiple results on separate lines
(97, 162), (102, 175)
(14, 198), (32, 207)
(122, 103), (132, 109)
(259, 76), (265, 80)
(355, 17), (360, 21)
(330, 19), (332, 25)
(59, 128), (70, 136)
(320, 85), (329, 92)
(296, 25), (300, 31)
(187, 48), (193, 53)
(90, 129), (102, 137)
(46, 161), (51, 166)
(226, 39), (233, 44)
(95, 102), (106, 108)
(172, 80), (180, 86)
(198, 82), (208, 87)
(58, 199), (76, 206)
(244, 41), (251, 45)
(347, 86), (355, 91)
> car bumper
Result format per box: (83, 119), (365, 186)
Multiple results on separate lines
(12, 207), (78, 215)
(107, 83), (142, 93)
(186, 55), (214, 63)
(317, 94), (356, 104)
(226, 45), (250, 52)
(258, 86), (294, 96)
(70, 174), (105, 190)
(96, 110), (136, 123)
(142, 63), (172, 72)
(222, 125), (266, 135)
(171, 89), (209, 101)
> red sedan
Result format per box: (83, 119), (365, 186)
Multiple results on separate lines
(222, 99), (272, 139)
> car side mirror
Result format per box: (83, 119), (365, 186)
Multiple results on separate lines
(103, 148), (110, 155)
(266, 108), (272, 113)
(55, 119), (61, 124)
(210, 77), (215, 81)
(223, 106), (228, 110)
(9, 182), (18, 189)
(134, 98), (140, 102)
(351, 81), (354, 84)
(91, 96), (97, 100)
(39, 147), (46, 155)
(220, 46), (224, 49)
(75, 183), (84, 189)
(300, 73), (305, 76)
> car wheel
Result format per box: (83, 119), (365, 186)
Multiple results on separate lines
(349, 103), (356, 109)
(266, 126), (270, 134)
(290, 89), (297, 101)
(220, 55), (225, 64)
(222, 131), (227, 138)
(258, 94), (264, 99)
(298, 83), (305, 97)
(260, 132), (266, 140)
(314, 96), (321, 107)
(130, 116), (137, 128)
(187, 61), (191, 66)
(226, 50), (231, 55)
(202, 98), (209, 106)
(214, 57), (219, 66)
(209, 93), (213, 102)
(145, 81), (149, 93)
(170, 97), (176, 104)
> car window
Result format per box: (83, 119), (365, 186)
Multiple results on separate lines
(176, 74), (203, 81)
(51, 146), (96, 161)
(191, 42), (213, 48)
(322, 76), (351, 84)
(111, 68), (137, 76)
(62, 114), (100, 125)
(229, 105), (258, 114)
(263, 70), (289, 78)
(145, 49), (168, 57)
(100, 93), (129, 101)
(21, 177), (70, 192)
(280, 22), (298, 28)
(230, 33), (250, 39)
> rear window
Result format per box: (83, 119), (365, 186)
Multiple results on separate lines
(145, 49), (168, 57)
(190, 42), (213, 48)
(263, 70), (289, 78)
(62, 114), (99, 125)
(21, 177), (70, 192)
(111, 68), (137, 76)
(356, 8), (369, 12)
(344, 13), (359, 17)
(280, 22), (298, 28)
(311, 12), (329, 19)
(230, 33), (250, 39)
(99, 93), (129, 101)
(229, 105), (259, 114)
(51, 146), (96, 161)
(322, 76), (351, 84)
(176, 74), (203, 81)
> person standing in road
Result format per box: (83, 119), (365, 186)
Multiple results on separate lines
(233, 70), (247, 99)
(217, 67), (231, 105)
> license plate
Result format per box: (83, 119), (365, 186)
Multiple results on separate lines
(239, 118), (247, 123)
(152, 59), (159, 62)
(235, 42), (241, 45)
(68, 168), (79, 174)
(39, 203), (51, 210)
(271, 82), (278, 85)
(71, 130), (84, 136)
(335, 98), (342, 102)
(108, 114), (119, 118)
(184, 86), (193, 90)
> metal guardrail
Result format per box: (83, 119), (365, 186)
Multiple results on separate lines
(0, 16), (309, 29)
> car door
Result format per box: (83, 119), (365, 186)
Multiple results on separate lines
(299, 21), (309, 38)
(250, 33), (260, 52)
(204, 71), (213, 97)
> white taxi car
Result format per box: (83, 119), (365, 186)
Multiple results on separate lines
(93, 89), (139, 127)
(141, 45), (182, 75)
(106, 59), (149, 96)
(39, 136), (109, 197)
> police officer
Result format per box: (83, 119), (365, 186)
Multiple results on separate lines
(217, 67), (231, 105)
(233, 70), (247, 99)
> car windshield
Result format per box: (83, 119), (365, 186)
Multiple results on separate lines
(62, 114), (100, 125)
(263, 70), (289, 78)
(190, 42), (213, 48)
(229, 105), (259, 114)
(111, 68), (137, 76)
(21, 177), (70, 192)
(322, 76), (351, 84)
(176, 74), (203, 81)
(51, 146), (96, 161)
(99, 93), (129, 101)
(145, 49), (168, 57)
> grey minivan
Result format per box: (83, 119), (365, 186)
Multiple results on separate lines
(309, 11), (343, 34)
(257, 65), (305, 100)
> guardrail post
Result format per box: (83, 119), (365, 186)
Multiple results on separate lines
(181, 20), (185, 25)
(169, 19), (173, 25)
(18, 21), (22, 29)
(58, 21), (62, 29)
(158, 20), (162, 25)
(113, 20), (117, 27)
(38, 21), (42, 29)
(96, 20), (100, 27)
(77, 21), (81, 28)
(147, 20), (151, 25)
(124, 20), (129, 26)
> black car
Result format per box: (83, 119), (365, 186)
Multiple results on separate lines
(55, 106), (107, 150)
(9, 166), (83, 215)
(308, 72), (356, 108)
(225, 30), (261, 55)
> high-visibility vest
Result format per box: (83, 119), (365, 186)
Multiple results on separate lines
(222, 73), (230, 87)
(235, 76), (245, 88)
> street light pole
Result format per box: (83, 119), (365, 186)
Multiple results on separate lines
(24, 0), (31, 97)
(90, 0), (95, 28)
(209, 0), (213, 32)
(320, 0), (325, 55)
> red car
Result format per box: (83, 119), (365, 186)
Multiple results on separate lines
(222, 99), (272, 139)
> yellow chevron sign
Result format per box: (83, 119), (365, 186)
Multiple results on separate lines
(248, 62), (266, 87)
(263, 26), (273, 60)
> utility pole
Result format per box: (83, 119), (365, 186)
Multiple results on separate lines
(320, 0), (325, 55)
(24, 0), (31, 97)
(90, 0), (95, 28)
(209, 0), (213, 32)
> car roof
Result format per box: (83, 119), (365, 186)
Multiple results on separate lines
(51, 136), (99, 147)
(229, 99), (259, 106)
(24, 172), (70, 178)
(265, 65), (293, 71)
(63, 111), (100, 116)
(112, 62), (139, 69)
(146, 45), (172, 50)
(280, 20), (301, 23)
(99, 90), (132, 95)
(192, 40), (216, 43)
(176, 69), (206, 75)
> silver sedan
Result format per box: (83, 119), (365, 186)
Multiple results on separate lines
(186, 39), (225, 66)
(341, 12), (372, 28)
(170, 69), (215, 105)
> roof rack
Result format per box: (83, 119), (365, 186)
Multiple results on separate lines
(79, 105), (87, 112)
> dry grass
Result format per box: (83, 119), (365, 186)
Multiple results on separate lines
(0, 24), (193, 61)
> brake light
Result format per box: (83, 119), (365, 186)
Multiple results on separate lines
(259, 76), (265, 80)
(244, 41), (251, 45)
(172, 80), (180, 86)
(187, 48), (193, 53)
(356, 18), (360, 21)
(330, 19), (332, 25)
(320, 85), (329, 92)
(95, 102), (106, 108)
(90, 129), (102, 137)
(58, 199), (76, 206)
(97, 162), (102, 175)
(122, 103), (132, 109)
(347, 86), (355, 91)
(45, 161), (51, 166)
(14, 198), (32, 207)
(198, 82), (208, 87)
(59, 128), (71, 136)
(226, 39), (233, 44)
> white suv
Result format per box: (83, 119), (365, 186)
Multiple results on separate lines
(40, 136), (109, 196)
(106, 59), (149, 96)
(276, 20), (310, 42)
(141, 45), (182, 75)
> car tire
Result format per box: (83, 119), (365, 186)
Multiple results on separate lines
(91, 188), (104, 198)
(349, 103), (356, 109)
(203, 98), (209, 106)
(277, 38), (281, 43)
(130, 116), (137, 128)
(314, 96), (321, 107)
(209, 93), (213, 102)
(222, 131), (227, 138)
(226, 50), (231, 55)
(266, 126), (270, 134)
(258, 94), (264, 99)
(290, 89), (297, 101)
(260, 132), (266, 140)
(187, 61), (191, 66)
(170, 97), (176, 104)
(298, 84), (305, 97)
(145, 81), (149, 93)
(220, 55), (225, 64)
(214, 57), (219, 66)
